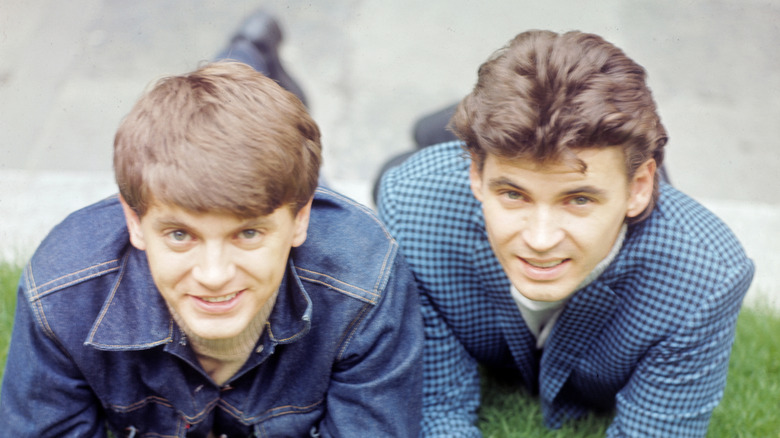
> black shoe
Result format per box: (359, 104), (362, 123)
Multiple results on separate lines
(230, 10), (308, 106)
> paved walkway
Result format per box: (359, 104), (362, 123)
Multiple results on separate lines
(1, 0), (778, 310)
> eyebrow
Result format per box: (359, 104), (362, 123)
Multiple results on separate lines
(487, 177), (609, 198)
(487, 177), (525, 192)
(152, 216), (190, 231)
(151, 215), (272, 232)
(563, 186), (609, 198)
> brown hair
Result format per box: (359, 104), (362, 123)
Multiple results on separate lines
(114, 61), (321, 218)
(452, 30), (667, 222)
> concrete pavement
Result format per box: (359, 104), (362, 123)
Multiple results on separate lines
(1, 0), (778, 309)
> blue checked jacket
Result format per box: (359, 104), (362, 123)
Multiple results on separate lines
(377, 142), (755, 437)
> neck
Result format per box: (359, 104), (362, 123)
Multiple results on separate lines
(169, 291), (277, 384)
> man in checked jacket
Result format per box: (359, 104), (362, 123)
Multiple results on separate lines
(377, 30), (754, 437)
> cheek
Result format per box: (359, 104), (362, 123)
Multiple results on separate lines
(576, 219), (622, 260)
(582, 203), (627, 237)
(483, 210), (519, 249)
(240, 250), (286, 280)
(145, 251), (191, 289)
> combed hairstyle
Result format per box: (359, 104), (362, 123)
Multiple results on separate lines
(114, 61), (321, 218)
(452, 30), (667, 223)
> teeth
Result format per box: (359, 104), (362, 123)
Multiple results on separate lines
(526, 259), (564, 268)
(201, 292), (238, 303)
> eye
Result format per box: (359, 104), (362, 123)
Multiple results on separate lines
(569, 196), (592, 206)
(503, 190), (526, 201)
(238, 229), (261, 240)
(168, 230), (191, 242)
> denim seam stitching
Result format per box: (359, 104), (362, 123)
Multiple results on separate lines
(84, 254), (173, 349)
(28, 260), (121, 298)
(295, 267), (380, 298)
(26, 262), (59, 344)
(107, 395), (175, 412)
(314, 186), (399, 293)
(373, 239), (397, 293)
(221, 398), (324, 423)
(297, 275), (378, 304)
(108, 396), (218, 429)
(85, 254), (128, 346)
(336, 303), (372, 361)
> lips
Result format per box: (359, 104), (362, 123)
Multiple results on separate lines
(200, 291), (239, 303)
(524, 259), (566, 269)
(192, 290), (244, 313)
(519, 257), (570, 281)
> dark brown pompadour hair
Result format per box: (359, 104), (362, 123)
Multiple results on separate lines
(452, 30), (667, 223)
(114, 61), (321, 218)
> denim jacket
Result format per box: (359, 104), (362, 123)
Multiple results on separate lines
(0, 188), (423, 437)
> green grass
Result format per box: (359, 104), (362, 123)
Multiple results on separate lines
(478, 370), (609, 437)
(0, 263), (20, 370)
(707, 305), (780, 437)
(0, 262), (778, 436)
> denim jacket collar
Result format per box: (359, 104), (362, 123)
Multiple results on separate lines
(84, 247), (312, 351)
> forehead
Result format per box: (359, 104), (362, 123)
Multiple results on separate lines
(140, 200), (290, 230)
(483, 147), (629, 183)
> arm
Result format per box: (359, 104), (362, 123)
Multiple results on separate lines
(607, 260), (754, 437)
(0, 267), (106, 437)
(378, 169), (483, 438)
(317, 255), (424, 438)
(418, 290), (483, 437)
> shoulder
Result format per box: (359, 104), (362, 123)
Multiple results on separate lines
(380, 141), (472, 199)
(378, 142), (480, 233)
(628, 184), (751, 268)
(25, 196), (128, 299)
(292, 187), (402, 304)
(375, 143), (491, 290)
(610, 184), (754, 305)
(18, 196), (129, 345)
(386, 141), (471, 179)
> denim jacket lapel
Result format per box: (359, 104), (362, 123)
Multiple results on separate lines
(84, 249), (175, 350)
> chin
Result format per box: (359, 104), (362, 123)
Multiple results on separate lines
(196, 328), (240, 340)
(514, 282), (578, 302)
(189, 320), (242, 340)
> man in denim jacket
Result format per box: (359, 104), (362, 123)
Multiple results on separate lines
(378, 30), (754, 437)
(0, 62), (423, 437)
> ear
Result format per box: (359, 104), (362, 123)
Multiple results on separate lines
(626, 159), (656, 219)
(119, 195), (147, 251)
(469, 160), (485, 202)
(291, 198), (314, 248)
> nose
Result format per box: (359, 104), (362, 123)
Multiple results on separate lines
(192, 243), (236, 290)
(521, 207), (565, 253)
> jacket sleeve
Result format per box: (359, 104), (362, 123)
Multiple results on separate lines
(417, 290), (483, 437)
(0, 265), (107, 437)
(607, 259), (754, 437)
(317, 254), (424, 438)
(378, 169), (483, 438)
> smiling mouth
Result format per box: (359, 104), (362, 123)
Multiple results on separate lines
(199, 291), (240, 303)
(523, 258), (568, 268)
